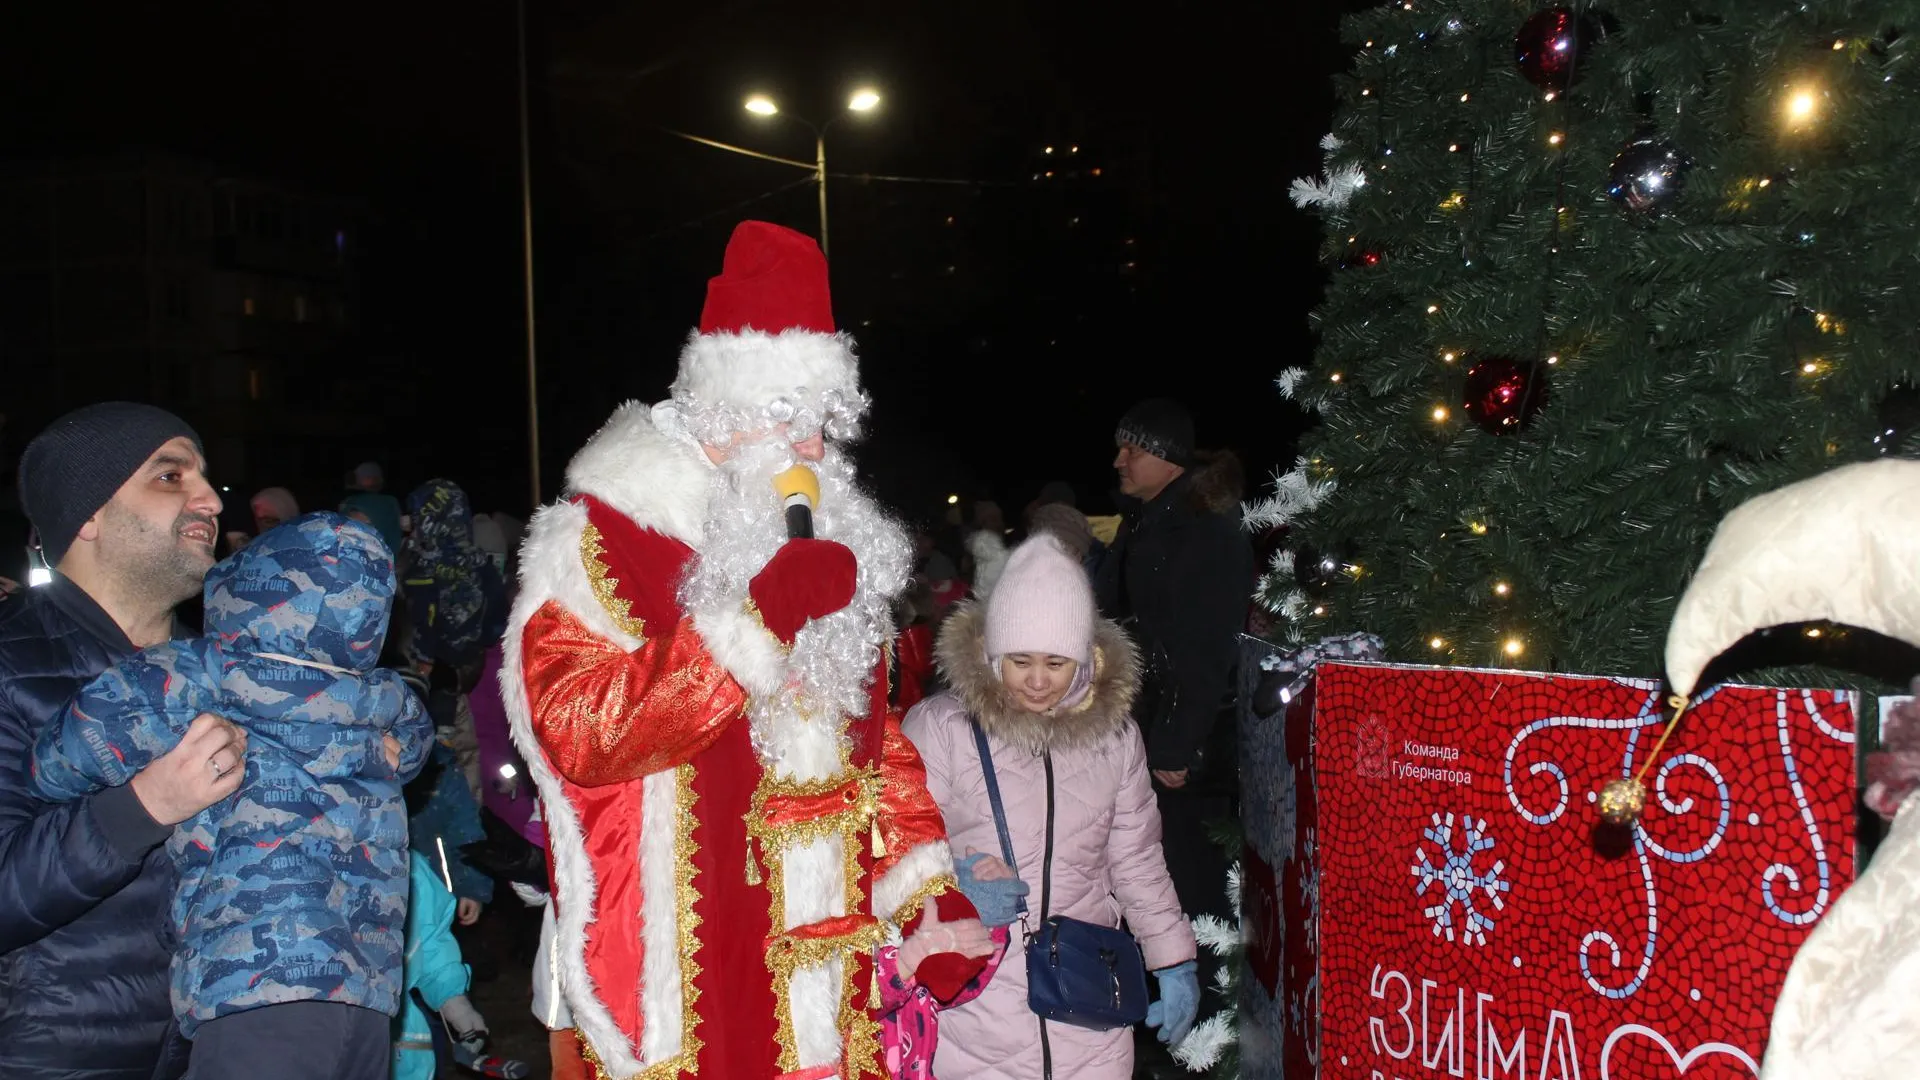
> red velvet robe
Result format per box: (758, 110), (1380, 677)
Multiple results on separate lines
(508, 495), (961, 1080)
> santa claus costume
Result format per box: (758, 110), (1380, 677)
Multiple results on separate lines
(504, 221), (985, 1080)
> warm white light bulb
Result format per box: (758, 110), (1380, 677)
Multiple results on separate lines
(745, 96), (778, 116)
(1785, 87), (1820, 127)
(848, 89), (881, 112)
(1503, 637), (1525, 657)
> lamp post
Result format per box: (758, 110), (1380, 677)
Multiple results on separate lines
(742, 88), (881, 262)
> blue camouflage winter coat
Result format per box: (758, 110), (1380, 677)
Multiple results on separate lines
(29, 513), (433, 1035)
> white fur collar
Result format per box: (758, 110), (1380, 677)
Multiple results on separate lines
(563, 401), (712, 547)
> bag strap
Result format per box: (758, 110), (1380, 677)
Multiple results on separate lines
(968, 717), (1027, 916)
(1040, 751), (1055, 922)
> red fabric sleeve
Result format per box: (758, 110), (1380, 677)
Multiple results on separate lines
(520, 600), (747, 785)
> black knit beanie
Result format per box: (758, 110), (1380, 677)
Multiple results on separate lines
(18, 402), (203, 566)
(1114, 398), (1195, 467)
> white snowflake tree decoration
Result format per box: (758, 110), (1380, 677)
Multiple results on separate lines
(1411, 811), (1511, 947)
(1175, 864), (1245, 1073)
(1288, 133), (1367, 210)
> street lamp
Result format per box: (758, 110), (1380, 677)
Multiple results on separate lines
(743, 88), (882, 261)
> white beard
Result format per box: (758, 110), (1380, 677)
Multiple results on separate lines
(677, 439), (912, 782)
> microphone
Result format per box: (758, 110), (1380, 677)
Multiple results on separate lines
(773, 465), (820, 540)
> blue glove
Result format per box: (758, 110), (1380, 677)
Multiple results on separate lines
(953, 852), (1030, 928)
(1145, 960), (1200, 1046)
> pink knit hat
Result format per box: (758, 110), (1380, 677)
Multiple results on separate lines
(984, 534), (1096, 664)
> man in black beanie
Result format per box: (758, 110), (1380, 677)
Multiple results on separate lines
(0, 401), (250, 1080)
(1095, 398), (1254, 949)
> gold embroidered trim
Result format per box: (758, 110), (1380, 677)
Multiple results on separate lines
(762, 839), (799, 1073)
(755, 748), (884, 1074)
(652, 762), (705, 1077)
(579, 1034), (610, 1080)
(840, 820), (884, 1080)
(572, 767), (704, 1079)
(741, 597), (794, 654)
(887, 872), (958, 927)
(580, 523), (649, 642)
(744, 768), (885, 852)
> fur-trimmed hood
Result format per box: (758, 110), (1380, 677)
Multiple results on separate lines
(933, 601), (1139, 756)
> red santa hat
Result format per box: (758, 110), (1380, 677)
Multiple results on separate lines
(668, 220), (867, 445)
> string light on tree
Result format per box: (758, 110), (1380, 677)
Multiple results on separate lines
(1783, 83), (1824, 130)
(1503, 637), (1526, 659)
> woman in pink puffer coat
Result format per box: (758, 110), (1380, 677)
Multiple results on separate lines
(903, 535), (1197, 1079)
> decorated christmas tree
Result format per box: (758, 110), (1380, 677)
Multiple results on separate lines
(1260, 0), (1920, 675)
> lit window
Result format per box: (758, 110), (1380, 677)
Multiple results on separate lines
(243, 297), (256, 317)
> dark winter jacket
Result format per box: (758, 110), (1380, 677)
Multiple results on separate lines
(407, 741), (494, 905)
(1094, 452), (1256, 774)
(0, 575), (185, 1079)
(30, 514), (433, 1035)
(402, 481), (505, 669)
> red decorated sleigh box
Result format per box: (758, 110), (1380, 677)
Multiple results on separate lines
(1281, 661), (1858, 1080)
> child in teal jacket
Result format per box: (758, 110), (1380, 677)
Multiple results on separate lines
(393, 852), (529, 1080)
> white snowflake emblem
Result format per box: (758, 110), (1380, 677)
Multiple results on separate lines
(1411, 811), (1510, 946)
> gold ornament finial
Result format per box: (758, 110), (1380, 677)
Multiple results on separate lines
(1598, 777), (1647, 826)
(1597, 694), (1692, 828)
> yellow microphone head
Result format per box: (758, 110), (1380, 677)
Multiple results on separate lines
(773, 464), (820, 508)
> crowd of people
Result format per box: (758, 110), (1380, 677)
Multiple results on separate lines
(0, 221), (1257, 1080)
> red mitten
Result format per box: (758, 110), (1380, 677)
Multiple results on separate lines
(748, 539), (858, 645)
(901, 889), (992, 1003)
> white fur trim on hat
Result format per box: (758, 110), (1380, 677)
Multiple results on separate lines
(669, 329), (867, 445)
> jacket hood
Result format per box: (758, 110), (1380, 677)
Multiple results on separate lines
(933, 601), (1140, 755)
(406, 479), (487, 571)
(202, 512), (395, 672)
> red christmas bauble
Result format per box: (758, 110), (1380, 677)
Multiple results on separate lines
(1514, 8), (1583, 92)
(1462, 356), (1548, 434)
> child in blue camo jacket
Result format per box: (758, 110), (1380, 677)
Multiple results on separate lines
(30, 512), (432, 1079)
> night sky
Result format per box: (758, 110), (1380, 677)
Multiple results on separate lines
(2, 0), (1353, 525)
